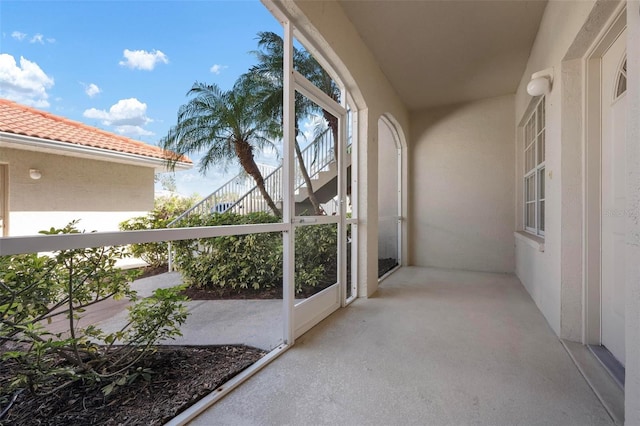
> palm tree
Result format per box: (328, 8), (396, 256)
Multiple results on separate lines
(242, 31), (340, 216)
(303, 54), (341, 157)
(161, 81), (281, 217)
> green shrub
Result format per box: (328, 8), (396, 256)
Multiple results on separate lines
(172, 212), (338, 294)
(119, 194), (197, 268)
(0, 221), (188, 398)
(295, 224), (338, 291)
(173, 212), (282, 291)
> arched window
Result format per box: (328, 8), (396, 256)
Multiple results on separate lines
(614, 57), (627, 100)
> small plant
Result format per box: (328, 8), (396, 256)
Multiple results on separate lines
(119, 194), (197, 268)
(0, 221), (188, 400)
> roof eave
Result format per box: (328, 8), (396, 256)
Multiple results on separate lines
(0, 131), (192, 172)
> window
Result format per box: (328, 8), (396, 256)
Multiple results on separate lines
(523, 97), (545, 236)
(615, 58), (627, 99)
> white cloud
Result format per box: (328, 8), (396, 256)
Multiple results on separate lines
(256, 145), (281, 164)
(114, 125), (154, 137)
(175, 168), (234, 198)
(10, 31), (54, 44)
(83, 98), (154, 136)
(11, 31), (26, 41)
(178, 172), (202, 183)
(119, 49), (168, 71)
(209, 64), (228, 75)
(30, 34), (44, 44)
(83, 83), (101, 97)
(0, 54), (54, 107)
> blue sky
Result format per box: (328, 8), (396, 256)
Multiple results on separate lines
(0, 0), (284, 196)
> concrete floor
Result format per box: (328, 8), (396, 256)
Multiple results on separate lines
(189, 267), (614, 426)
(95, 272), (285, 350)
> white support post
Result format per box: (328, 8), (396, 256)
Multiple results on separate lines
(282, 20), (296, 345)
(338, 111), (347, 306)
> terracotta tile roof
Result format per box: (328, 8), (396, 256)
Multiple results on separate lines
(0, 98), (191, 164)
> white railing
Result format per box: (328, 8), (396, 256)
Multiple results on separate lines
(168, 164), (277, 225)
(294, 128), (334, 190)
(226, 166), (283, 215)
(170, 130), (337, 224)
(226, 129), (336, 215)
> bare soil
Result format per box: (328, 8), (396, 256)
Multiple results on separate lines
(0, 345), (265, 425)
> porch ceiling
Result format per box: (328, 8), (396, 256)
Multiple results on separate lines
(338, 0), (547, 111)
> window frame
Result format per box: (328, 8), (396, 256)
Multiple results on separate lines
(523, 96), (545, 237)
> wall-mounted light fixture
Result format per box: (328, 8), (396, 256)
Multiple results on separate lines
(527, 68), (553, 97)
(29, 168), (42, 180)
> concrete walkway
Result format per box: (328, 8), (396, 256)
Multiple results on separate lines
(95, 272), (285, 351)
(189, 267), (613, 425)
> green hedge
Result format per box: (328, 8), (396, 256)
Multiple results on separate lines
(173, 212), (282, 291)
(172, 212), (337, 295)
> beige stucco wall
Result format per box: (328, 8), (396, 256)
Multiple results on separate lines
(409, 95), (515, 273)
(515, 2), (640, 420)
(626, 1), (640, 421)
(273, 0), (410, 296)
(513, 0), (603, 337)
(0, 147), (154, 235)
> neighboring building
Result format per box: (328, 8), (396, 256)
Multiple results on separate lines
(0, 99), (192, 236)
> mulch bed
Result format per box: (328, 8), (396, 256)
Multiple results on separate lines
(0, 345), (265, 425)
(183, 284), (284, 300)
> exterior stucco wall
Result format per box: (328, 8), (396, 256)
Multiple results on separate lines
(409, 95), (515, 273)
(0, 147), (154, 235)
(9, 211), (149, 236)
(273, 0), (410, 296)
(514, 0), (597, 120)
(513, 0), (603, 337)
(626, 1), (640, 422)
(515, 1), (640, 420)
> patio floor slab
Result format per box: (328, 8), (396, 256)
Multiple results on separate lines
(188, 266), (614, 425)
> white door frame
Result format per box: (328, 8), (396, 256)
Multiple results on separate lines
(584, 6), (627, 346)
(282, 20), (349, 342)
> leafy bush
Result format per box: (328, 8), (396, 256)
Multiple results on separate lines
(119, 194), (197, 268)
(295, 224), (338, 290)
(172, 212), (338, 294)
(0, 221), (188, 399)
(173, 212), (282, 291)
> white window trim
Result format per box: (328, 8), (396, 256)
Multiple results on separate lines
(522, 96), (545, 237)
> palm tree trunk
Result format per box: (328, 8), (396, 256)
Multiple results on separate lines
(235, 140), (281, 217)
(295, 140), (324, 215)
(323, 110), (339, 163)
